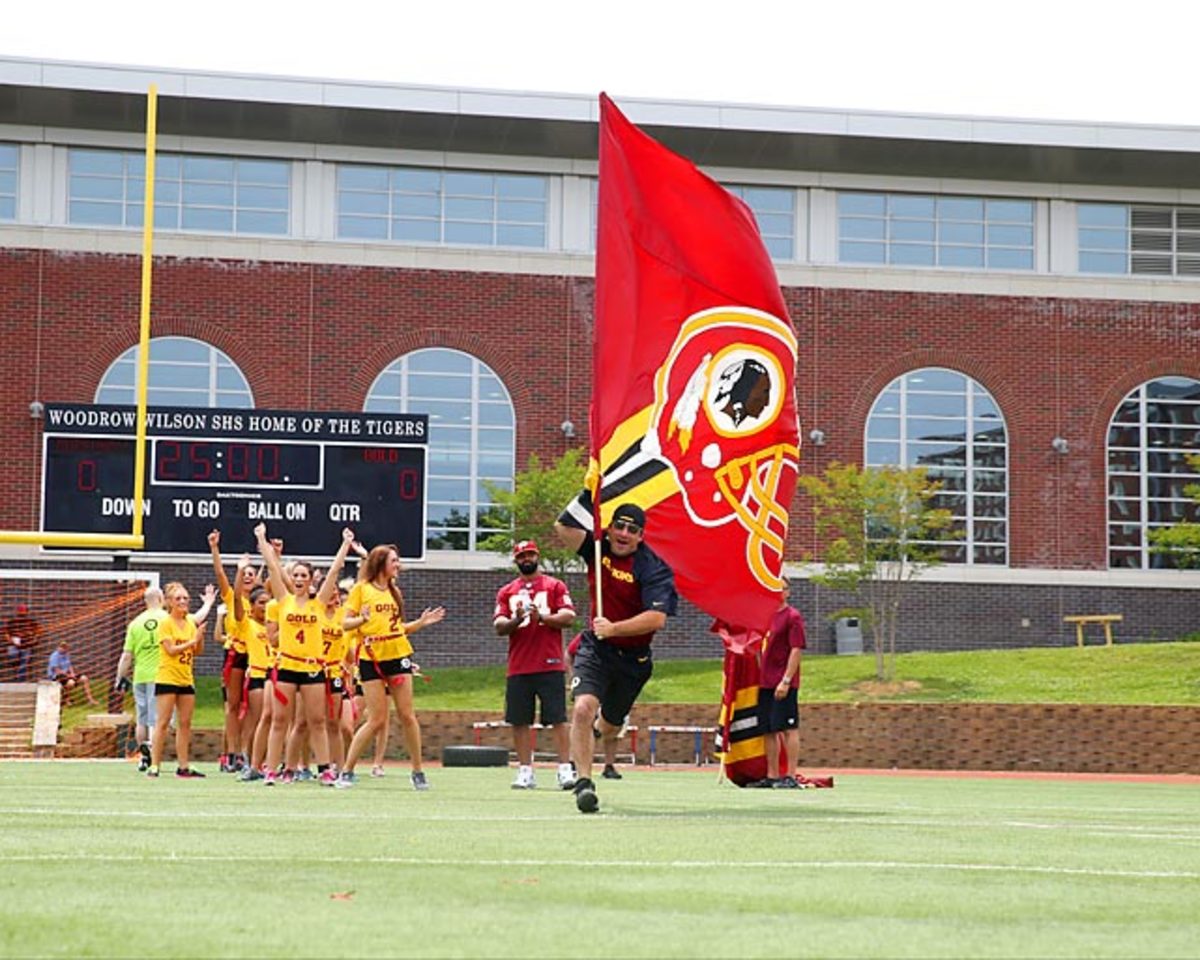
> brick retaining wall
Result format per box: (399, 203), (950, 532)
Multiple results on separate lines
(66, 702), (1200, 774)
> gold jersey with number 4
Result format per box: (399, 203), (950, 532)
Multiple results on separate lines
(272, 594), (325, 671)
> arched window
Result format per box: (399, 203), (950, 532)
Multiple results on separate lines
(865, 367), (1008, 564)
(95, 336), (253, 407)
(1107, 376), (1200, 568)
(365, 348), (515, 551)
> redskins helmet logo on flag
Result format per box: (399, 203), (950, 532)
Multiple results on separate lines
(643, 307), (799, 593)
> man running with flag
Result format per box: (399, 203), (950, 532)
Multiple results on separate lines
(557, 93), (801, 802)
(555, 502), (677, 813)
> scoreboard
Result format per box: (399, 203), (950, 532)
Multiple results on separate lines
(40, 404), (428, 559)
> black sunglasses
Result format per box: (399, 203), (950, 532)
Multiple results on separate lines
(611, 519), (643, 534)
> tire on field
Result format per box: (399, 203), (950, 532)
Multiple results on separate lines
(442, 744), (509, 767)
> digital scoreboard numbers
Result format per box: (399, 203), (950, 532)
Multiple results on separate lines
(41, 405), (428, 559)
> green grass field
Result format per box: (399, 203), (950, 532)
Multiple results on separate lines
(1, 761), (1196, 958)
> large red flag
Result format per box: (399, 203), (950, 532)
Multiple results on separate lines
(591, 94), (800, 633)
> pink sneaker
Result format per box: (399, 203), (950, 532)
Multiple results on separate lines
(319, 769), (338, 786)
(263, 771), (278, 787)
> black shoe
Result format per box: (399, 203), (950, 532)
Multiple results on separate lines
(772, 776), (799, 789)
(745, 777), (778, 789)
(136, 758), (149, 772)
(601, 764), (622, 780)
(138, 743), (151, 765)
(573, 777), (599, 814)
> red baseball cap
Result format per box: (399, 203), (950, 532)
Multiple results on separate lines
(513, 540), (539, 557)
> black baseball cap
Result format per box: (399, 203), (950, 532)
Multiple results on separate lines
(611, 503), (646, 529)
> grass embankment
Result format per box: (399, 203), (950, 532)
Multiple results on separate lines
(128, 642), (1197, 729)
(61, 642), (1198, 732)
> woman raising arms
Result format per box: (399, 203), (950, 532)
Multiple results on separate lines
(337, 543), (445, 790)
(208, 529), (257, 772)
(255, 523), (353, 786)
(147, 581), (216, 778)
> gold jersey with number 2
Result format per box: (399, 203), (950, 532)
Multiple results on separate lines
(346, 581), (411, 662)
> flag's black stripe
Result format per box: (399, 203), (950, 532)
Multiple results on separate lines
(600, 459), (670, 501)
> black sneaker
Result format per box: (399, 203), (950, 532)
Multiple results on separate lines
(176, 767), (206, 779)
(573, 777), (599, 814)
(601, 764), (622, 780)
(745, 777), (778, 789)
(136, 757), (150, 773)
(773, 776), (799, 789)
(138, 743), (152, 767)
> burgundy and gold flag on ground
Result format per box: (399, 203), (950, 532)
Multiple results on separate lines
(590, 93), (800, 632)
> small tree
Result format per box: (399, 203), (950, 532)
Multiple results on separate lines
(799, 463), (954, 681)
(478, 448), (587, 575)
(1147, 453), (1200, 567)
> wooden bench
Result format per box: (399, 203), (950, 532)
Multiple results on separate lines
(471, 720), (638, 764)
(647, 725), (718, 766)
(1063, 614), (1123, 648)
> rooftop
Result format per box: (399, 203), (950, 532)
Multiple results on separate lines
(4, 55), (1200, 187)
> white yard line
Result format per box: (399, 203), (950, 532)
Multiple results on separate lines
(0, 850), (1197, 880)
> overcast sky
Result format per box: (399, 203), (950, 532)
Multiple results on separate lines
(7, 1), (1200, 127)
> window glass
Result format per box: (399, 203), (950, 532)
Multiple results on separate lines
(366, 348), (515, 551)
(68, 148), (288, 235)
(95, 337), (252, 407)
(338, 166), (547, 248)
(1108, 377), (1200, 568)
(838, 191), (1034, 272)
(865, 368), (1008, 564)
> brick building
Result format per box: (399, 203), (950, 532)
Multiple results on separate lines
(1, 57), (1198, 666)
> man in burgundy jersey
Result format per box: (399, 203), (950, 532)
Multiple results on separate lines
(493, 540), (577, 790)
(555, 500), (678, 814)
(752, 577), (807, 788)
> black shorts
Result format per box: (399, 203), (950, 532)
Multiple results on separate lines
(248, 676), (266, 691)
(154, 683), (195, 697)
(229, 652), (249, 671)
(354, 682), (364, 697)
(569, 632), (652, 727)
(505, 671), (568, 727)
(275, 668), (325, 686)
(359, 656), (414, 683)
(328, 675), (348, 698)
(756, 687), (799, 733)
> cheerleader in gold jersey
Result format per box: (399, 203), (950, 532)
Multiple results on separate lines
(147, 581), (215, 778)
(336, 544), (445, 790)
(318, 579), (353, 771)
(209, 530), (259, 772)
(256, 523), (354, 786)
(235, 584), (272, 781)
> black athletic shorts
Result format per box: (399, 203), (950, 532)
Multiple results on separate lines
(154, 683), (195, 697)
(275, 668), (325, 686)
(230, 652), (249, 672)
(756, 687), (799, 733)
(247, 676), (266, 691)
(360, 656), (414, 683)
(329, 675), (348, 698)
(569, 631), (652, 727)
(505, 670), (568, 727)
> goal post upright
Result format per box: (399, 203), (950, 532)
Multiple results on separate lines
(0, 84), (157, 551)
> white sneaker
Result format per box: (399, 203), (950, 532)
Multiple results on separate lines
(511, 765), (536, 790)
(556, 762), (577, 790)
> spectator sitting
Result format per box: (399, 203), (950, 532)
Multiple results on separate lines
(47, 642), (99, 706)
